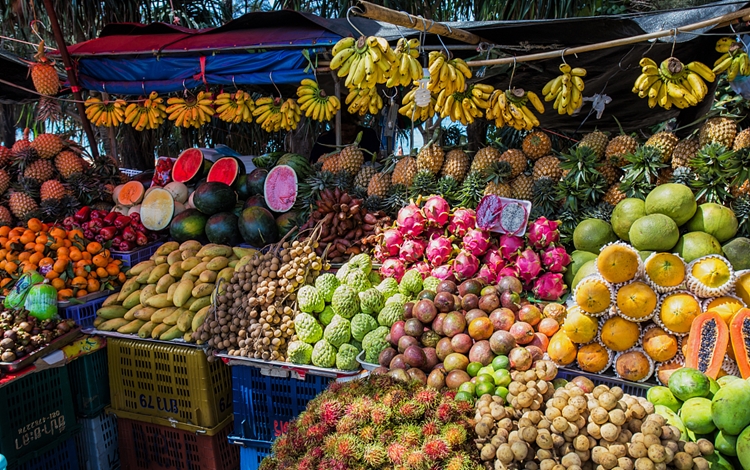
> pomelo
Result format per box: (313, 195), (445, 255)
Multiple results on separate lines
(646, 386), (682, 413)
(685, 203), (738, 242)
(711, 378), (750, 435)
(629, 214), (679, 252)
(681, 397), (716, 434)
(610, 198), (645, 242)
(645, 183), (697, 226)
(722, 237), (750, 271)
(573, 219), (617, 254)
(571, 259), (598, 290)
(564, 250), (598, 288)
(675, 231), (722, 263)
(653, 404), (687, 437)
(668, 367), (710, 401)
(738, 425), (750, 469)
(715, 431), (738, 457)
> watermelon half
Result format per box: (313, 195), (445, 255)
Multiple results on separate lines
(264, 165), (298, 213)
(172, 148), (213, 185)
(140, 187), (175, 231)
(207, 157), (246, 186)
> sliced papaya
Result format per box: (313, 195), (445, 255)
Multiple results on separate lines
(730, 308), (750, 379)
(685, 310), (729, 379)
(118, 181), (145, 206)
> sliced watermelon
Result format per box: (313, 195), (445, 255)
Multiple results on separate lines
(172, 148), (213, 185)
(140, 188), (175, 231)
(264, 165), (298, 213)
(276, 153), (311, 179)
(207, 157), (246, 186)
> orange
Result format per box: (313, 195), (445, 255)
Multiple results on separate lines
(22, 264), (37, 273)
(45, 269), (59, 280)
(24, 242), (35, 252)
(71, 276), (88, 289)
(75, 289), (88, 298)
(81, 252), (92, 261)
(33, 244), (45, 253)
(92, 254), (108, 268)
(49, 227), (65, 239)
(17, 252), (30, 262)
(57, 246), (70, 258)
(0, 249), (7, 260)
(0, 226), (10, 237)
(106, 263), (120, 276)
(53, 259), (68, 273)
(86, 242), (102, 255)
(35, 234), (48, 245)
(49, 237), (63, 250)
(117, 272), (126, 283)
(29, 252), (43, 265)
(26, 218), (42, 232)
(95, 267), (108, 278)
(69, 249), (82, 262)
(51, 278), (65, 290)
(67, 229), (83, 241)
(5, 262), (17, 273)
(0, 278), (11, 289)
(39, 257), (54, 267)
(20, 231), (35, 245)
(87, 278), (100, 293)
(57, 289), (73, 301)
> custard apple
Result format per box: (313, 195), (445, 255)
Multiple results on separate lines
(311, 340), (337, 368)
(287, 341), (313, 365)
(350, 339), (362, 352)
(377, 302), (403, 327)
(294, 313), (323, 344)
(385, 293), (406, 308)
(399, 269), (423, 298)
(314, 273), (340, 303)
(368, 270), (381, 286)
(324, 315), (351, 348)
(359, 288), (384, 315)
(422, 276), (439, 292)
(376, 278), (400, 298)
(336, 343), (360, 370)
(345, 270), (371, 294)
(319, 305), (336, 326)
(351, 313), (379, 342)
(297, 286), (324, 314)
(348, 253), (372, 275)
(331, 285), (359, 319)
(362, 326), (389, 363)
(336, 263), (351, 282)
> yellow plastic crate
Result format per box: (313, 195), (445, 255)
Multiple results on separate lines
(107, 338), (232, 428)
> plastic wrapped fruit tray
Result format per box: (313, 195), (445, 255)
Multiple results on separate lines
(558, 366), (650, 397)
(0, 327), (81, 372)
(216, 353), (363, 379)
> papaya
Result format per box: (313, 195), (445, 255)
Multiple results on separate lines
(147, 264), (170, 284)
(163, 308), (184, 326)
(189, 296), (211, 312)
(166, 250), (183, 266)
(191, 283), (214, 298)
(730, 308), (750, 379)
(123, 304), (141, 321)
(177, 310), (195, 333)
(122, 290), (143, 309)
(145, 293), (172, 308)
(168, 263), (185, 278)
(156, 241), (180, 256)
(152, 255), (168, 265)
(179, 240), (202, 252)
(180, 257), (201, 271)
(181, 250), (197, 261)
(156, 274), (176, 294)
(192, 306), (210, 332)
(134, 307), (157, 321)
(117, 278), (140, 301)
(206, 256), (229, 271)
(139, 285), (157, 306)
(167, 282), (179, 303)
(135, 266), (154, 284)
(189, 261), (208, 277)
(199, 270), (217, 283)
(685, 310), (729, 379)
(173, 280), (194, 307)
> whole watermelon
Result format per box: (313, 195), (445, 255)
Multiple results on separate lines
(245, 168), (268, 197)
(205, 212), (243, 246)
(193, 181), (237, 216)
(239, 206), (279, 247)
(170, 209), (208, 242)
(275, 153), (311, 179)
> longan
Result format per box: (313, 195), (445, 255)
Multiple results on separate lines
(634, 457), (655, 470)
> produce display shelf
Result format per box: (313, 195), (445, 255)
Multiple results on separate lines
(74, 411), (119, 470)
(217, 352), (363, 379)
(58, 289), (119, 309)
(67, 348), (110, 418)
(60, 297), (109, 329)
(111, 241), (162, 266)
(356, 351), (378, 371)
(82, 328), (207, 349)
(9, 435), (80, 470)
(229, 438), (270, 470)
(0, 327), (81, 372)
(558, 366), (650, 397)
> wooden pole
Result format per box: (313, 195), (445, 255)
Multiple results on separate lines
(41, 0), (99, 158)
(466, 7), (750, 67)
(332, 71), (342, 146)
(354, 1), (488, 45)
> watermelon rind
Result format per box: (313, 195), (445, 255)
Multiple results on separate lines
(140, 188), (175, 231)
(264, 165), (298, 214)
(173, 149), (212, 184)
(206, 212), (243, 246)
(275, 153), (311, 179)
(276, 211), (300, 237)
(239, 206), (279, 247)
(170, 208), (208, 242)
(233, 174), (250, 200)
(207, 157), (245, 186)
(193, 182), (238, 216)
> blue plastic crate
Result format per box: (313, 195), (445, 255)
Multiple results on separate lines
(68, 349), (110, 418)
(111, 243), (160, 267)
(234, 440), (270, 470)
(60, 297), (107, 329)
(10, 435), (80, 470)
(231, 365), (333, 443)
(557, 367), (649, 397)
(74, 412), (119, 470)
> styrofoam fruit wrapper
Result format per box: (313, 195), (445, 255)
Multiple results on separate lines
(572, 275), (615, 318)
(643, 251), (687, 294)
(597, 314), (641, 353)
(613, 347), (655, 383)
(655, 354), (685, 386)
(721, 356), (740, 378)
(613, 280), (660, 323)
(641, 322), (680, 363)
(654, 290), (702, 337)
(596, 241), (644, 286)
(686, 254), (735, 299)
(576, 341), (614, 374)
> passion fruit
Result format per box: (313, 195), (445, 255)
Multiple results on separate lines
(378, 347), (397, 367)
(443, 312), (467, 337)
(462, 294), (479, 311)
(444, 353), (470, 372)
(403, 318), (424, 337)
(469, 340), (494, 366)
(404, 345), (427, 369)
(446, 369), (471, 389)
(489, 330), (517, 355)
(451, 333), (473, 354)
(434, 292), (455, 313)
(414, 299), (438, 323)
(459, 279), (483, 296)
(437, 280), (458, 294)
(498, 276), (523, 294)
(490, 308), (516, 331)
(479, 293), (501, 313)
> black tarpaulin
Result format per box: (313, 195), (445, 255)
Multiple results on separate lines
(0, 51), (42, 103)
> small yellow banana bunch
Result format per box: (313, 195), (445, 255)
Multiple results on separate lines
(713, 37), (750, 81)
(399, 86), (435, 122)
(85, 96), (127, 127)
(542, 64), (586, 115)
(386, 38), (422, 88)
(214, 90), (255, 124)
(436, 83), (493, 125)
(486, 88), (544, 130)
(427, 52), (472, 97)
(297, 79), (340, 122)
(345, 87), (383, 116)
(330, 36), (396, 90)
(633, 57), (714, 109)
(253, 97), (301, 132)
(124, 92), (167, 131)
(166, 91), (215, 128)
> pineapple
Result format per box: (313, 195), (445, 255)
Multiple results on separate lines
(733, 180), (750, 197)
(0, 170), (10, 195)
(733, 194), (750, 237)
(582, 202), (614, 223)
(733, 128), (750, 151)
(460, 171), (488, 209)
(440, 149), (470, 182)
(30, 41), (59, 96)
(409, 170), (438, 199)
(532, 155), (562, 181)
(499, 149), (527, 179)
(644, 131), (679, 163)
(11, 129), (31, 155)
(657, 167), (674, 186)
(0, 206), (12, 226)
(40, 180), (66, 201)
(385, 184), (409, 216)
(416, 143), (444, 175)
(484, 181), (514, 198)
(31, 134), (63, 159)
(687, 143), (734, 204)
(603, 185), (627, 205)
(699, 117), (737, 148)
(354, 164), (378, 192)
(8, 192), (39, 221)
(483, 162), (513, 198)
(729, 147), (750, 197)
(0, 147), (12, 167)
(321, 153), (340, 173)
(578, 130), (609, 159)
(392, 156), (418, 187)
(558, 146), (608, 211)
(599, 164), (620, 187)
(605, 135), (638, 166)
(671, 138), (700, 169)
(671, 166), (696, 186)
(24, 159), (54, 182)
(55, 151), (85, 178)
(338, 145), (364, 175)
(510, 175), (533, 201)
(531, 177), (559, 219)
(470, 146), (502, 174)
(436, 176), (461, 206)
(521, 131), (552, 160)
(367, 172), (391, 198)
(620, 146), (666, 199)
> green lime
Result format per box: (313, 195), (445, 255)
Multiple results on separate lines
(455, 391), (474, 403)
(458, 382), (476, 395)
(476, 382), (495, 398)
(467, 362), (483, 377)
(492, 355), (510, 371)
(493, 369), (511, 387)
(478, 365), (495, 377)
(476, 374), (495, 385)
(494, 386), (509, 399)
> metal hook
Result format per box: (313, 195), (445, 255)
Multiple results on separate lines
(182, 79), (189, 97)
(142, 81), (146, 95)
(394, 24), (406, 40)
(269, 72), (282, 100)
(671, 28), (678, 57)
(641, 39), (656, 58)
(231, 75), (237, 89)
(618, 46), (636, 71)
(383, 88), (397, 100)
(29, 20), (47, 44)
(560, 48), (568, 66)
(508, 56), (517, 90)
(346, 7), (366, 38)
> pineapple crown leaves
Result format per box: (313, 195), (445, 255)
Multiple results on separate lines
(409, 169), (438, 200)
(483, 161), (512, 184)
(557, 175), (607, 213)
(621, 145), (667, 186)
(727, 146), (750, 187)
(671, 166), (696, 186)
(733, 194), (750, 237)
(558, 145), (604, 187)
(690, 143), (735, 204)
(459, 170), (487, 209)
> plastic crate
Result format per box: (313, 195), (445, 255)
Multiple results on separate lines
(0, 366), (77, 464)
(10, 435), (80, 470)
(117, 417), (239, 470)
(74, 412), (119, 470)
(107, 338), (232, 429)
(68, 349), (110, 417)
(557, 367), (649, 397)
(234, 440), (270, 470)
(111, 243), (160, 267)
(231, 364), (333, 443)
(60, 297), (107, 329)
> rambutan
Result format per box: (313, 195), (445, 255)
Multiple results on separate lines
(370, 405), (391, 426)
(387, 442), (408, 465)
(441, 424), (468, 447)
(422, 420), (441, 436)
(399, 400), (426, 421)
(422, 438), (451, 461)
(346, 397), (375, 420)
(336, 434), (361, 462)
(362, 444), (387, 467)
(358, 425), (376, 443)
(378, 429), (395, 445)
(307, 423), (328, 443)
(397, 424), (422, 448)
(299, 454), (317, 470)
(318, 458), (349, 470)
(406, 450), (428, 469)
(336, 415), (358, 434)
(442, 390), (457, 400)
(382, 388), (407, 408)
(414, 389), (440, 407)
(452, 400), (474, 416)
(319, 400), (344, 427)
(442, 452), (475, 470)
(436, 403), (454, 422)
(329, 382), (344, 393)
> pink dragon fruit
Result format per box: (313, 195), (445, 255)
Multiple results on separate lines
(477, 264), (496, 284)
(533, 272), (567, 301)
(447, 208), (476, 238)
(431, 264), (456, 282)
(517, 248), (542, 284)
(542, 245), (572, 273)
(414, 261), (432, 279)
(462, 228), (491, 256)
(498, 264), (520, 279)
(381, 228), (404, 257)
(426, 236), (453, 267)
(526, 217), (561, 250)
(423, 225), (445, 241)
(372, 244), (387, 263)
(422, 195), (450, 227)
(397, 203), (425, 237)
(380, 258), (406, 282)
(499, 234), (524, 261)
(452, 250), (479, 281)
(399, 238), (426, 264)
(483, 248), (506, 277)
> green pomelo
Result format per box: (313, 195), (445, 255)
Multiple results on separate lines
(708, 377), (720, 399)
(711, 379), (750, 435)
(639, 251), (653, 261)
(675, 231), (723, 263)
(573, 219), (617, 254)
(723, 237), (750, 271)
(680, 397), (716, 434)
(646, 386), (682, 413)
(571, 259), (598, 290)
(706, 450), (735, 470)
(629, 214), (680, 252)
(738, 425), (750, 469)
(645, 183), (697, 226)
(717, 375), (741, 387)
(668, 367), (710, 401)
(611, 198), (646, 242)
(685, 203), (738, 243)
(715, 430), (738, 457)
(564, 251), (598, 288)
(653, 405), (687, 437)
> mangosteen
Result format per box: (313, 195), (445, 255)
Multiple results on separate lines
(434, 292), (455, 313)
(0, 338), (14, 350)
(437, 280), (457, 294)
(478, 293), (500, 313)
(398, 335), (419, 353)
(404, 345), (427, 369)
(406, 367), (427, 384)
(390, 354), (408, 370)
(18, 322), (31, 333)
(57, 322), (71, 333)
(3, 330), (16, 341)
(388, 368), (410, 382)
(403, 318), (424, 337)
(458, 279), (482, 297)
(418, 290), (436, 301)
(378, 347), (398, 367)
(461, 293), (479, 311)
(1, 351), (15, 362)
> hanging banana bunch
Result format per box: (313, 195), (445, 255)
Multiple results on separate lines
(633, 57), (714, 110)
(329, 36), (396, 90)
(345, 86), (383, 116)
(399, 86), (436, 122)
(713, 37), (750, 81)
(166, 91), (215, 128)
(486, 88), (544, 131)
(214, 90), (255, 124)
(385, 38), (423, 88)
(297, 79), (340, 122)
(253, 97), (301, 132)
(124, 92), (166, 131)
(436, 83), (493, 125)
(85, 96), (127, 127)
(542, 64), (586, 115)
(427, 51), (472, 97)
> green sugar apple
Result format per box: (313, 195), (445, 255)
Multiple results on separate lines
(297, 285), (324, 314)
(350, 339), (362, 352)
(362, 326), (389, 363)
(311, 340), (337, 368)
(385, 293), (406, 308)
(351, 313), (379, 342)
(287, 341), (313, 365)
(359, 288), (384, 315)
(336, 343), (360, 370)
(376, 278), (400, 298)
(294, 313), (323, 344)
(345, 270), (371, 294)
(324, 315), (351, 348)
(331, 285), (359, 319)
(368, 270), (381, 286)
(399, 269), (423, 298)
(377, 302), (403, 327)
(314, 273), (340, 303)
(422, 276), (439, 292)
(348, 253), (372, 275)
(319, 305), (336, 326)
(336, 263), (351, 282)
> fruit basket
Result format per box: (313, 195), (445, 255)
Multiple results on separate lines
(84, 328), (207, 348)
(9, 435), (79, 470)
(217, 353), (364, 379)
(230, 439), (270, 470)
(356, 350), (378, 371)
(110, 239), (164, 266)
(74, 411), (119, 470)
(67, 347), (110, 417)
(558, 366), (651, 397)
(59, 296), (107, 329)
(0, 326), (81, 372)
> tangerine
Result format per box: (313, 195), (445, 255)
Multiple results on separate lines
(597, 243), (640, 284)
(616, 281), (658, 320)
(659, 292), (701, 334)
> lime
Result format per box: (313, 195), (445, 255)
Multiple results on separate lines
(492, 355), (510, 371)
(455, 391), (474, 403)
(467, 362), (483, 377)
(458, 382), (476, 396)
(476, 374), (495, 385)
(476, 382), (495, 398)
(493, 369), (511, 387)
(478, 365), (495, 377)
(494, 386), (509, 399)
